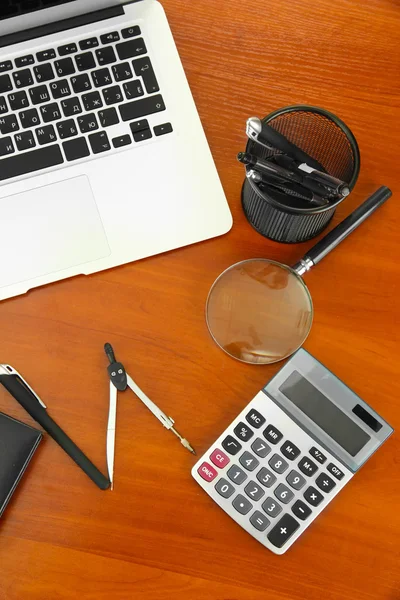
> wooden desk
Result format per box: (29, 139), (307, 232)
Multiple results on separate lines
(1, 1), (399, 598)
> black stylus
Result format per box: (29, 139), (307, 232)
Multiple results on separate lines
(0, 364), (110, 490)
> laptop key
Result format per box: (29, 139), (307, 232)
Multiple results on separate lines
(112, 134), (131, 148)
(0, 136), (15, 156)
(123, 79), (144, 100)
(121, 26), (141, 39)
(29, 85), (51, 105)
(8, 90), (29, 110)
(41, 102), (62, 123)
(58, 43), (78, 56)
(132, 57), (159, 94)
(15, 55), (35, 68)
(98, 107), (119, 128)
(34, 63), (55, 83)
(100, 31), (120, 44)
(0, 96), (8, 113)
(50, 79), (71, 99)
(14, 131), (35, 151)
(0, 114), (19, 134)
(61, 96), (82, 117)
(96, 47), (117, 66)
(71, 73), (92, 94)
(0, 74), (13, 93)
(55, 58), (75, 77)
(133, 128), (152, 142)
(13, 69), (34, 88)
(119, 94), (166, 122)
(129, 119), (149, 132)
(0, 144), (64, 181)
(57, 119), (78, 139)
(92, 68), (112, 88)
(78, 113), (99, 133)
(89, 131), (111, 154)
(0, 61), (13, 73)
(103, 85), (123, 105)
(63, 137), (90, 161)
(20, 108), (40, 129)
(154, 122), (173, 136)
(112, 62), (132, 82)
(79, 37), (99, 50)
(82, 91), (102, 111)
(75, 52), (96, 72)
(116, 39), (147, 61)
(36, 124), (57, 145)
(37, 49), (56, 62)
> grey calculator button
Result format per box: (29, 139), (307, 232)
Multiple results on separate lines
(245, 408), (266, 429)
(227, 465), (247, 485)
(268, 453), (289, 474)
(256, 467), (277, 488)
(261, 496), (282, 518)
(327, 462), (345, 480)
(215, 478), (235, 498)
(232, 494), (253, 515)
(244, 481), (265, 502)
(251, 437), (271, 458)
(239, 451), (260, 471)
(250, 510), (270, 532)
(298, 456), (318, 476)
(303, 486), (324, 507)
(274, 483), (294, 504)
(286, 469), (306, 490)
(292, 499), (312, 521)
(310, 446), (327, 464)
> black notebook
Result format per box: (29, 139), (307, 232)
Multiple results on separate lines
(0, 412), (42, 517)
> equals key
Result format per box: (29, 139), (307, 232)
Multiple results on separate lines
(132, 56), (159, 94)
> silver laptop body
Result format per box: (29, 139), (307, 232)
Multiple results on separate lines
(0, 0), (232, 300)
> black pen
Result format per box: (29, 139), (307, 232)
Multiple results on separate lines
(247, 169), (329, 207)
(0, 364), (110, 490)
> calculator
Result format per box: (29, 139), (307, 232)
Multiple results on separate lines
(192, 349), (394, 554)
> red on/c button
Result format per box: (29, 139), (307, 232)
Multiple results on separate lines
(197, 462), (218, 482)
(210, 448), (230, 468)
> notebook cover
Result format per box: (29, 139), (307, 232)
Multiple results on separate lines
(0, 411), (42, 518)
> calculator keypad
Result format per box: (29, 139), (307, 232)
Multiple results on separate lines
(192, 390), (352, 554)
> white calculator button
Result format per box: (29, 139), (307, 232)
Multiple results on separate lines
(227, 465), (247, 484)
(268, 453), (289, 474)
(261, 496), (282, 518)
(250, 510), (270, 532)
(256, 467), (277, 488)
(274, 483), (294, 504)
(298, 456), (318, 476)
(244, 481), (265, 501)
(239, 451), (260, 471)
(315, 473), (336, 493)
(286, 469), (306, 490)
(215, 478), (235, 499)
(232, 494), (253, 515)
(251, 437), (271, 458)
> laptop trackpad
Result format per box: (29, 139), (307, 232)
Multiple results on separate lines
(0, 175), (111, 288)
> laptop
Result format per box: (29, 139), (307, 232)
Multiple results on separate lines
(0, 0), (232, 301)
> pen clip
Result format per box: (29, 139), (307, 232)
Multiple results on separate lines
(0, 364), (47, 409)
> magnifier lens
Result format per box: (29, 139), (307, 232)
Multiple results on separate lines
(206, 259), (313, 365)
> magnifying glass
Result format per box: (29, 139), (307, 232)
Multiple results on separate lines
(206, 186), (392, 365)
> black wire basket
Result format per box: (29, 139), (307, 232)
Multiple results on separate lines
(242, 105), (360, 243)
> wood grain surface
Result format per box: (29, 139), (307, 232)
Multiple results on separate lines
(1, 1), (399, 599)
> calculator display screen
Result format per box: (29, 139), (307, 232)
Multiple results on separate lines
(279, 371), (371, 456)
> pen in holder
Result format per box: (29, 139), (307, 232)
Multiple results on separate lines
(241, 105), (360, 243)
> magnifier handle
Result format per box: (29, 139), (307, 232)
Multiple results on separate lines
(293, 186), (392, 274)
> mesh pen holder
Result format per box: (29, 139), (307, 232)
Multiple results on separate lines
(242, 105), (360, 243)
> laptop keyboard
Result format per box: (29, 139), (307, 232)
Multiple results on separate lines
(0, 25), (172, 182)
